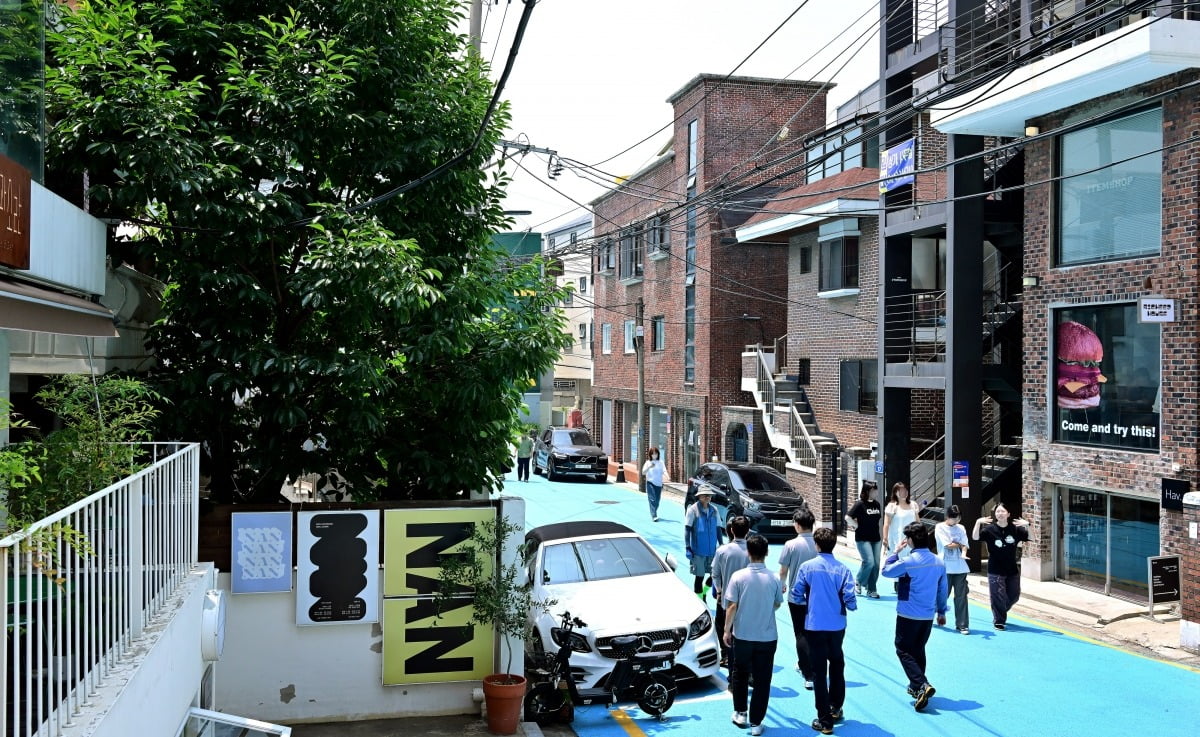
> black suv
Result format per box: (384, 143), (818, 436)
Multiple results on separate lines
(684, 462), (807, 540)
(533, 427), (608, 482)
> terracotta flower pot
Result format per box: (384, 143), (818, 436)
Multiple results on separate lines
(482, 673), (527, 735)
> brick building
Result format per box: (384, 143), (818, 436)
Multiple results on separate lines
(892, 0), (1200, 649)
(589, 75), (829, 485)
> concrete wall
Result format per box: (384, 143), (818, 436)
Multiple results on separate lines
(215, 498), (527, 725)
(66, 565), (216, 737)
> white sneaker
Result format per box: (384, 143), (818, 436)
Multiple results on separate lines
(804, 679), (814, 690)
(731, 711), (748, 728)
(750, 725), (764, 736)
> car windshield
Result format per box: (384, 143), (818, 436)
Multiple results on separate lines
(730, 469), (794, 493)
(553, 429), (594, 446)
(540, 537), (666, 584)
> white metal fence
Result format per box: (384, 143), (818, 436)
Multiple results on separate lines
(1, 443), (200, 737)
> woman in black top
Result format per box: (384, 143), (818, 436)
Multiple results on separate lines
(844, 481), (883, 598)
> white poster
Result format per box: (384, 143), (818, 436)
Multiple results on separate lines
(296, 510), (380, 626)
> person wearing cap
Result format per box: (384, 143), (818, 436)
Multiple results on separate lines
(935, 505), (971, 634)
(685, 485), (723, 601)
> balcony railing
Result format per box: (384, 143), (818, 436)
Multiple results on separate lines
(883, 290), (948, 366)
(786, 402), (820, 472)
(1, 443), (200, 737)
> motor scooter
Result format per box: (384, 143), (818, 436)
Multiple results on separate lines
(524, 611), (677, 724)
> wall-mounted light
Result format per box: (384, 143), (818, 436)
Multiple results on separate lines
(1022, 449), (1039, 461)
(1022, 276), (1039, 288)
(1025, 125), (1040, 137)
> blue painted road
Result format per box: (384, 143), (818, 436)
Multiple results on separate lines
(504, 471), (1200, 737)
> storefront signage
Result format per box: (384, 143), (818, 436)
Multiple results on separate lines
(952, 460), (969, 487)
(1148, 555), (1181, 605)
(879, 139), (915, 194)
(1137, 298), (1175, 323)
(1161, 478), (1189, 511)
(0, 154), (31, 269)
(1053, 305), (1160, 451)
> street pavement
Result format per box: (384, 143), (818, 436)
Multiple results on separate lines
(292, 471), (1200, 737)
(507, 471), (1200, 737)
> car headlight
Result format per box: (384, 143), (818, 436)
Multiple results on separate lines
(551, 627), (592, 653)
(552, 451), (569, 460)
(598, 455), (608, 463)
(687, 610), (713, 640)
(739, 494), (761, 513)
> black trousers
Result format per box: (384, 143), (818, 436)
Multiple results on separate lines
(807, 629), (846, 725)
(787, 601), (812, 679)
(516, 456), (530, 481)
(716, 603), (728, 656)
(730, 637), (776, 726)
(894, 616), (934, 692)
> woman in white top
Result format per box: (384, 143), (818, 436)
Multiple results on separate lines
(641, 446), (668, 521)
(935, 505), (971, 634)
(881, 482), (919, 555)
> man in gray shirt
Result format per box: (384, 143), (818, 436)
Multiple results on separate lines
(777, 506), (818, 688)
(724, 534), (783, 737)
(713, 515), (751, 669)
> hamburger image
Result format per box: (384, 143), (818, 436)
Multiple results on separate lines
(1056, 321), (1107, 409)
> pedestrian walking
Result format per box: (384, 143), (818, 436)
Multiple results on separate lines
(724, 534), (783, 737)
(516, 430), (534, 482)
(684, 486), (723, 601)
(971, 502), (1029, 630)
(713, 515), (751, 669)
(935, 505), (971, 634)
(881, 482), (919, 557)
(641, 446), (667, 521)
(881, 521), (948, 712)
(790, 527), (856, 735)
(844, 481), (882, 598)
(777, 506), (818, 687)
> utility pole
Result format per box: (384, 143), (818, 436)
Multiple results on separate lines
(636, 297), (646, 494)
(469, 0), (483, 55)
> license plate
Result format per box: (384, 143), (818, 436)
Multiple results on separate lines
(575, 463), (592, 469)
(770, 519), (792, 527)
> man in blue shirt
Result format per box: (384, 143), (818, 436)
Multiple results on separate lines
(685, 486), (723, 600)
(791, 527), (857, 735)
(723, 534), (782, 737)
(881, 521), (949, 712)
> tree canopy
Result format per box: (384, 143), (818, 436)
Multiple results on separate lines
(45, 0), (570, 502)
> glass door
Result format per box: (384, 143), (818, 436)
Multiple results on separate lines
(1057, 486), (1159, 600)
(1059, 487), (1108, 591)
(683, 411), (701, 480)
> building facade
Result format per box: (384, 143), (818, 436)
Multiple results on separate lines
(542, 215), (595, 429)
(885, 0), (1200, 647)
(590, 75), (829, 484)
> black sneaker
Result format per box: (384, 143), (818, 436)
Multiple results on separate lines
(810, 718), (833, 735)
(914, 683), (936, 711)
(994, 623), (1006, 631)
(906, 686), (920, 699)
(829, 708), (844, 722)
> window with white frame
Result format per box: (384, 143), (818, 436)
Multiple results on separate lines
(620, 227), (643, 279)
(648, 215), (669, 254)
(598, 238), (615, 273)
(578, 322), (588, 348)
(578, 276), (587, 294)
(818, 218), (860, 292)
(601, 323), (612, 354)
(652, 315), (665, 351)
(624, 320), (636, 353)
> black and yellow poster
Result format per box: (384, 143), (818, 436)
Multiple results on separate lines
(381, 507), (495, 685)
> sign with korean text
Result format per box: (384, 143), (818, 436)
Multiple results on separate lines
(0, 154), (31, 269)
(1138, 298), (1175, 323)
(879, 139), (915, 194)
(381, 507), (495, 684)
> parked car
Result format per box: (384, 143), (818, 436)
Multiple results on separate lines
(533, 426), (608, 482)
(684, 461), (807, 541)
(524, 521), (721, 689)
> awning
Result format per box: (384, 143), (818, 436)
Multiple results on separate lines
(0, 278), (118, 337)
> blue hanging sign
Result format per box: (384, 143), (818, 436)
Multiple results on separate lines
(880, 139), (915, 193)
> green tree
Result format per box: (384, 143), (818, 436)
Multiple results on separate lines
(45, 0), (569, 502)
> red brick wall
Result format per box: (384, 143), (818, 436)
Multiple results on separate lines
(1019, 72), (1200, 598)
(592, 76), (830, 472)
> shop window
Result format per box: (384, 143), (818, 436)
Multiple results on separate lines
(1052, 303), (1159, 451)
(1057, 107), (1161, 265)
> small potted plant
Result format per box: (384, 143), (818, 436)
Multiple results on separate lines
(435, 512), (553, 735)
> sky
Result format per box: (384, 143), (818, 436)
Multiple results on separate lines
(472, 0), (882, 234)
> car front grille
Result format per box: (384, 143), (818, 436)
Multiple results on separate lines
(565, 454), (599, 465)
(596, 628), (686, 658)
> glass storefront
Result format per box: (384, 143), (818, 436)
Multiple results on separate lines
(1057, 486), (1159, 600)
(648, 406), (669, 461)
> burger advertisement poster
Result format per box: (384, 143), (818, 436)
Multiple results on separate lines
(1054, 304), (1160, 451)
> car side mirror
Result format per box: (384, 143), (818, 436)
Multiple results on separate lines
(664, 552), (678, 571)
(719, 483), (731, 491)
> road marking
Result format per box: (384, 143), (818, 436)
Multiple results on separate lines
(610, 707), (646, 737)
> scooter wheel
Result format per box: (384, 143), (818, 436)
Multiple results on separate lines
(636, 673), (676, 716)
(523, 686), (568, 729)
